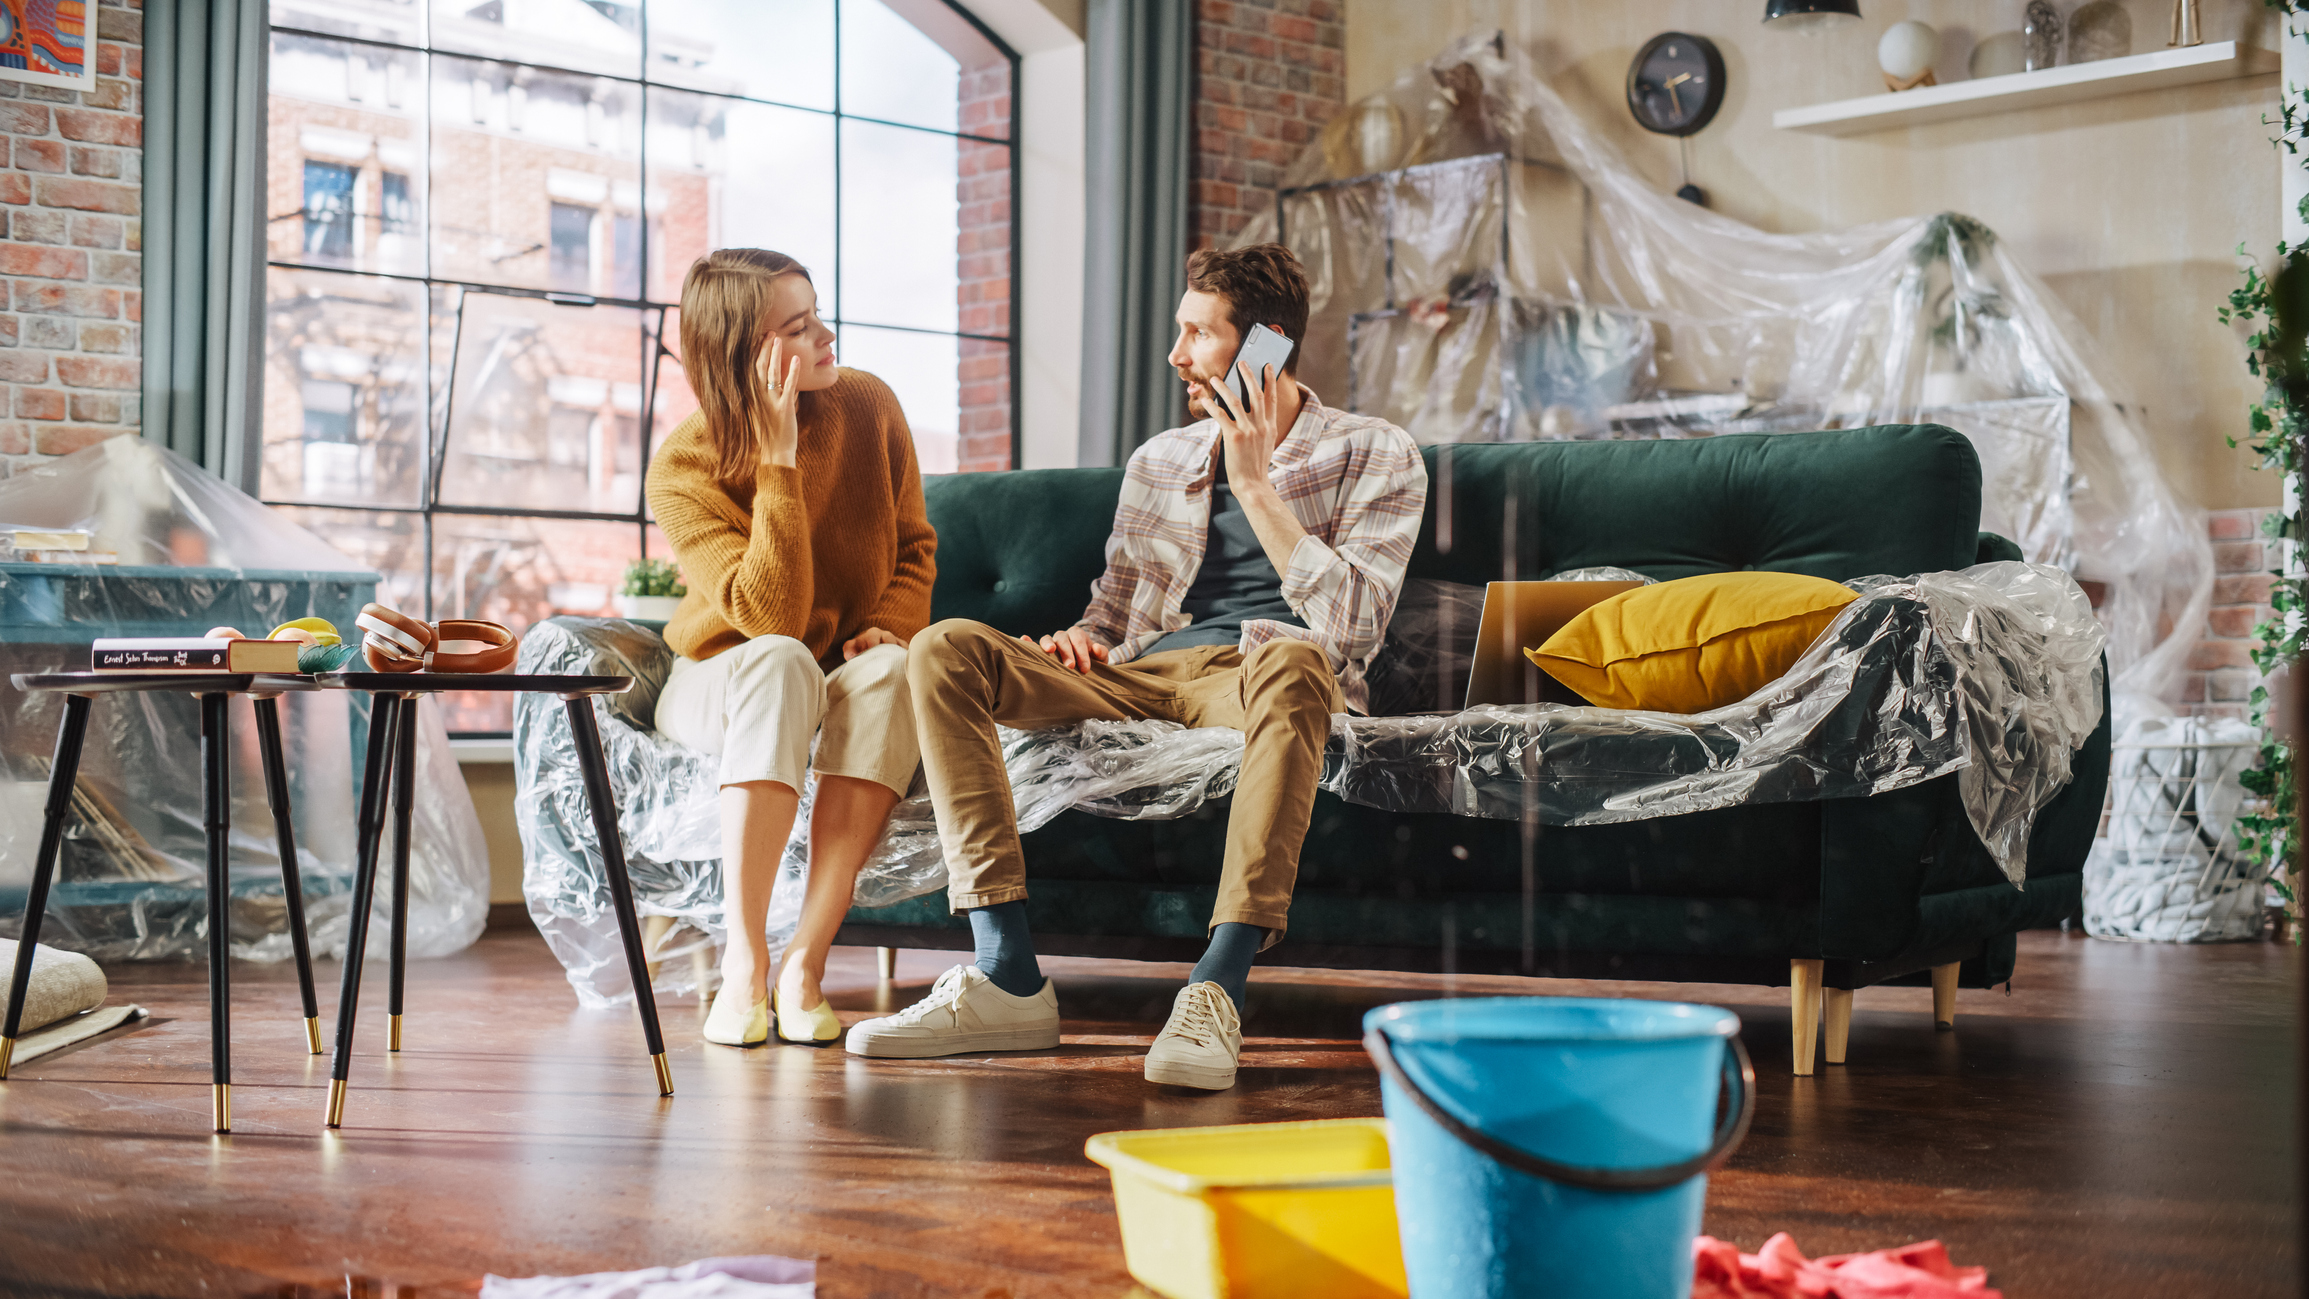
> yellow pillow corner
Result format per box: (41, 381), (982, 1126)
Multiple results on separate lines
(1526, 571), (1858, 714)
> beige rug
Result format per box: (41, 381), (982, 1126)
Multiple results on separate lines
(11, 1004), (146, 1065)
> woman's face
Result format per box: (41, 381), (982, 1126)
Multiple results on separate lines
(759, 272), (840, 394)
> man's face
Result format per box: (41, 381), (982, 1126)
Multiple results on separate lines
(1169, 289), (1242, 419)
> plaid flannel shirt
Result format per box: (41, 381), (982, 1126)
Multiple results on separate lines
(1074, 391), (1427, 714)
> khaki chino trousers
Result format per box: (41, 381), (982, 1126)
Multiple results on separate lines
(907, 618), (1342, 943)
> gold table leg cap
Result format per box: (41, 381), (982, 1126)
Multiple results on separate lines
(652, 1052), (674, 1097)
(0, 1034), (14, 1081)
(325, 1077), (347, 1128)
(304, 1017), (323, 1055)
(388, 1014), (402, 1053)
(212, 1083), (231, 1133)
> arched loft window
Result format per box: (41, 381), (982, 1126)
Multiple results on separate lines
(259, 0), (1019, 733)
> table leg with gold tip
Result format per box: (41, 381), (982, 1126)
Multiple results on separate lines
(385, 699), (417, 1052)
(254, 696), (326, 1053)
(564, 696), (675, 1096)
(200, 692), (234, 1131)
(324, 695), (404, 1128)
(1, 692), (93, 1083)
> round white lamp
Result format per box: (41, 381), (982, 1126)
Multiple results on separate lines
(1878, 20), (1939, 90)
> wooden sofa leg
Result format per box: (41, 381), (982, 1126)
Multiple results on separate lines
(640, 913), (674, 983)
(1823, 988), (1852, 1066)
(1931, 962), (1959, 1030)
(1790, 959), (1823, 1076)
(877, 946), (898, 981)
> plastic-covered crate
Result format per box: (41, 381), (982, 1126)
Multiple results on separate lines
(2084, 717), (2267, 943)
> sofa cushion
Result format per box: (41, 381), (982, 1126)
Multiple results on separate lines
(924, 467), (1124, 636)
(1531, 571), (1858, 713)
(1406, 425), (1983, 586)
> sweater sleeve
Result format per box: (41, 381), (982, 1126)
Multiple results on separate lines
(866, 394), (937, 640)
(650, 438), (816, 643)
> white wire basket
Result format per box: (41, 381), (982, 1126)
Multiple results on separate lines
(2084, 733), (2271, 943)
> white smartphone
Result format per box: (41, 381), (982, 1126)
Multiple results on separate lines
(1220, 322), (1297, 414)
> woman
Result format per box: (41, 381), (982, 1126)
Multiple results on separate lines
(648, 248), (936, 1046)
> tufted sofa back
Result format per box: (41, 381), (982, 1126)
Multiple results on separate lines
(922, 424), (1983, 636)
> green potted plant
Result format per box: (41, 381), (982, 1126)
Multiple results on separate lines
(617, 557), (687, 622)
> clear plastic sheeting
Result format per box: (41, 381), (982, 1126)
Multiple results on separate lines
(1238, 31), (2208, 713)
(2084, 716), (2268, 943)
(516, 618), (1255, 1007)
(1326, 562), (2102, 886)
(0, 437), (488, 963)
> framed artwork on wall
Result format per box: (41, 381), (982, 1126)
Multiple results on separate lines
(0, 1), (94, 94)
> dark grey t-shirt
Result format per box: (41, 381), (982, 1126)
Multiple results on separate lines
(1145, 459), (1305, 656)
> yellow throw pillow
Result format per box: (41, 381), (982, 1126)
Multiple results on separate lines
(1526, 571), (1859, 714)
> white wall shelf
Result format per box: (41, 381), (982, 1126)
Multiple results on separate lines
(1773, 40), (2278, 137)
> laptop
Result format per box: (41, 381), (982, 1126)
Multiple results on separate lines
(1463, 580), (1645, 709)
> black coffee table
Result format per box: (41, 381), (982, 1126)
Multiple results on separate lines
(307, 672), (669, 1129)
(4, 672), (327, 1132)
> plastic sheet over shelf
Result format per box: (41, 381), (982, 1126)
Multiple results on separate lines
(1239, 31), (2206, 714)
(0, 437), (489, 964)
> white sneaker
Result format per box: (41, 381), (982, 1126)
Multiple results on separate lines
(1144, 981), (1242, 1090)
(844, 965), (1062, 1059)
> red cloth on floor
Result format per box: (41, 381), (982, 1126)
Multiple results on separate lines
(1693, 1233), (2000, 1299)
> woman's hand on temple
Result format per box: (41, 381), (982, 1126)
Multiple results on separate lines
(842, 627), (906, 660)
(754, 334), (804, 469)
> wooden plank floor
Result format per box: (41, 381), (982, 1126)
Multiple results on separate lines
(0, 926), (2293, 1297)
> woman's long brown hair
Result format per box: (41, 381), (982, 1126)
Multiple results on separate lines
(679, 248), (811, 483)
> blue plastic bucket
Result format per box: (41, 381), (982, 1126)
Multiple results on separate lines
(1364, 997), (1752, 1299)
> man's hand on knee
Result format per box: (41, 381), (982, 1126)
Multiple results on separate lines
(1023, 627), (1108, 674)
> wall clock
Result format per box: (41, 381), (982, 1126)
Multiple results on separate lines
(1626, 33), (1725, 137)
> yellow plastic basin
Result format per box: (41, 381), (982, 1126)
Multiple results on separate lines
(1084, 1117), (1407, 1299)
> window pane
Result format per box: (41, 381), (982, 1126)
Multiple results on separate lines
(646, 0), (834, 111)
(840, 118), (956, 333)
(647, 88), (835, 305)
(272, 506), (427, 613)
(837, 325), (958, 473)
(430, 515), (643, 732)
(428, 0), (639, 79)
(839, 0), (1007, 139)
(430, 54), (640, 293)
(438, 292), (647, 514)
(262, 268), (431, 507)
(268, 33), (428, 277)
(272, 0), (424, 46)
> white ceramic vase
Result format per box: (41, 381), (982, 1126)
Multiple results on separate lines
(616, 594), (684, 621)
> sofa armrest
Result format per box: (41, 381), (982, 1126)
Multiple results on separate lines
(1974, 531), (2024, 565)
(519, 615), (677, 732)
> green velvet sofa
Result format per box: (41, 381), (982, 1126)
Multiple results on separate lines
(832, 424), (2108, 1071)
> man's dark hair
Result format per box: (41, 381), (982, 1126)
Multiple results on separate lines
(1186, 242), (1311, 373)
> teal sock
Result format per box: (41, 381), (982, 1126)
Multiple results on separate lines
(1190, 922), (1263, 1012)
(967, 901), (1044, 997)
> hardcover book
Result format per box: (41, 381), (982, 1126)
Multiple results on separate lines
(90, 637), (302, 674)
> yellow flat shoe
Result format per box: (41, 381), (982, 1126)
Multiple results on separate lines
(774, 985), (842, 1044)
(704, 986), (769, 1046)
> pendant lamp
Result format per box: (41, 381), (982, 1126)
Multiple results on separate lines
(1764, 0), (1861, 30)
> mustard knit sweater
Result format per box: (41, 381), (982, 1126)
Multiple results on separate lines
(646, 369), (936, 665)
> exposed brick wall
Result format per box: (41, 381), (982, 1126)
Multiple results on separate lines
(956, 59), (1011, 473)
(2184, 508), (2282, 720)
(0, 0), (142, 477)
(1192, 0), (1344, 251)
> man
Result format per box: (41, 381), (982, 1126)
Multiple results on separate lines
(846, 243), (1427, 1090)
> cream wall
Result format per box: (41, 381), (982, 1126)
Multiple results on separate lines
(1346, 0), (2285, 510)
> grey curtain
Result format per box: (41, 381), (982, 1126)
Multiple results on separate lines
(142, 0), (268, 493)
(1078, 0), (1192, 467)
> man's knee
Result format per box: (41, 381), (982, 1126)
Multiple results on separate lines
(907, 618), (1005, 688)
(1246, 637), (1332, 684)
